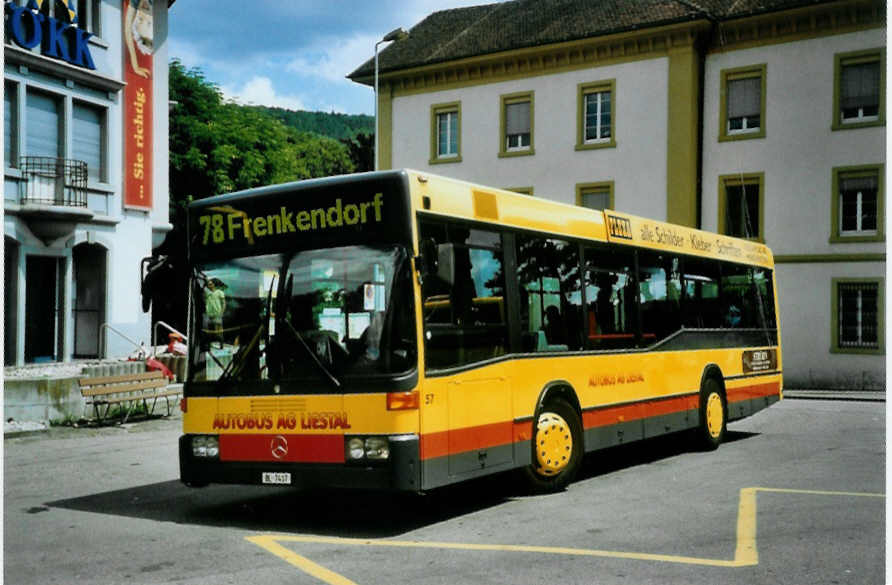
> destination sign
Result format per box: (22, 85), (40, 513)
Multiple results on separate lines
(188, 175), (413, 262)
(197, 193), (385, 246)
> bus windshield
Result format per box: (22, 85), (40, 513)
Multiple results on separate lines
(189, 244), (416, 386)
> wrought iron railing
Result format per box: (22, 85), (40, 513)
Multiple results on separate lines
(19, 156), (88, 207)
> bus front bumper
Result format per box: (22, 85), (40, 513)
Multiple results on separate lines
(179, 434), (421, 492)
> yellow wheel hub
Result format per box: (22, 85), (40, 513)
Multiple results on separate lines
(706, 392), (724, 439)
(534, 412), (573, 476)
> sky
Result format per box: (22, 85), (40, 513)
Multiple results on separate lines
(168, 0), (503, 116)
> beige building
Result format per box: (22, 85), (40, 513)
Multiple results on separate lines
(350, 0), (885, 389)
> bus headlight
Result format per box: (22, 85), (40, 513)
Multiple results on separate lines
(347, 437), (366, 461)
(345, 436), (390, 462)
(192, 435), (219, 458)
(364, 437), (390, 460)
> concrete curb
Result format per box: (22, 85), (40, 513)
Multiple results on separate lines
(4, 428), (51, 439)
(783, 390), (885, 402)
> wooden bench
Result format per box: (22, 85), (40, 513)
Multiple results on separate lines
(78, 370), (181, 423)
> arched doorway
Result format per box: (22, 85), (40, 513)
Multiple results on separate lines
(24, 255), (64, 363)
(73, 243), (107, 358)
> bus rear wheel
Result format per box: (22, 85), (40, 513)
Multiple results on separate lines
(695, 377), (726, 451)
(522, 398), (582, 493)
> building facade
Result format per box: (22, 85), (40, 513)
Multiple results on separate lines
(350, 0), (885, 389)
(4, 0), (171, 366)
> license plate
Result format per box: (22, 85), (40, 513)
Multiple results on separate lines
(262, 472), (291, 485)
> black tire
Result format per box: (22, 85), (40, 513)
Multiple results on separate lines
(522, 398), (583, 493)
(695, 376), (727, 451)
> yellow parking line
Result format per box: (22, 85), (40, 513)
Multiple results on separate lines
(735, 487), (759, 566)
(246, 535), (360, 585)
(246, 487), (885, 584)
(755, 487), (885, 498)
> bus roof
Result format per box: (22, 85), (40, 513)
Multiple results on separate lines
(188, 170), (410, 211)
(403, 170), (774, 268)
(188, 169), (773, 269)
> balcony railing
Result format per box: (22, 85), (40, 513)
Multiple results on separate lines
(19, 156), (88, 208)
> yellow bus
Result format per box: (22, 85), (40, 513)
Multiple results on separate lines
(172, 170), (781, 493)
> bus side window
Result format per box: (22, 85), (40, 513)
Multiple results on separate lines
(516, 236), (580, 352)
(638, 252), (681, 345)
(419, 220), (507, 370)
(682, 257), (722, 328)
(751, 267), (777, 330)
(583, 246), (637, 350)
(721, 263), (758, 328)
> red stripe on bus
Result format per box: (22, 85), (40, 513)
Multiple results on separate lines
(219, 434), (344, 463)
(727, 381), (780, 403)
(420, 421), (523, 460)
(418, 380), (781, 462)
(582, 394), (699, 428)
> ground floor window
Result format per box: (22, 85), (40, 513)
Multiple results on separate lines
(832, 279), (883, 353)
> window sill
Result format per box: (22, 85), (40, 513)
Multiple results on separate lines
(832, 119), (885, 131)
(829, 234), (885, 243)
(719, 129), (765, 142)
(429, 155), (462, 165)
(575, 139), (616, 151)
(830, 346), (884, 355)
(498, 148), (535, 158)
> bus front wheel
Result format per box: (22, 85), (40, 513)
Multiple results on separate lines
(695, 377), (726, 451)
(522, 398), (583, 493)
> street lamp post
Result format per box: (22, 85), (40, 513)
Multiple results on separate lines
(374, 27), (408, 171)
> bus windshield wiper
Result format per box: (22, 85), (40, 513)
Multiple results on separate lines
(219, 275), (276, 383)
(281, 318), (342, 389)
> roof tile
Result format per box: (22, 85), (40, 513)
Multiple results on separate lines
(348, 0), (847, 81)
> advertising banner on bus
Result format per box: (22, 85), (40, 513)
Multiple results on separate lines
(604, 211), (773, 267)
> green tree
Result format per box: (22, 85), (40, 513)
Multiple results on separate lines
(256, 106), (374, 141)
(341, 132), (374, 172)
(168, 59), (356, 209)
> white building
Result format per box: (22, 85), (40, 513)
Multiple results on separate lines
(350, 0), (885, 389)
(4, 0), (171, 365)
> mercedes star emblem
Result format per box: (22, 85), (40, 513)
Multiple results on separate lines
(270, 435), (289, 460)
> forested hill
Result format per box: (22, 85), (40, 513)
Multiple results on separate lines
(253, 106), (374, 141)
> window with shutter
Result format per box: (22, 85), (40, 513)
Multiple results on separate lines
(833, 49), (885, 129)
(499, 92), (534, 156)
(719, 65), (766, 141)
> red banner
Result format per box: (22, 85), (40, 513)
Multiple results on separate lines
(123, 0), (154, 210)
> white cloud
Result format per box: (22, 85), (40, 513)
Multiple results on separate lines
(220, 76), (307, 111)
(168, 39), (207, 70)
(286, 33), (378, 82)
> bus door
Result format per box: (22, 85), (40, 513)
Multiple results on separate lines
(419, 221), (513, 477)
(446, 362), (513, 476)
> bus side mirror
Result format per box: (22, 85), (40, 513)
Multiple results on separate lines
(140, 255), (168, 313)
